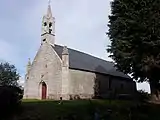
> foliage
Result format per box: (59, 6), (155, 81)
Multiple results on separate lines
(0, 86), (23, 119)
(107, 0), (160, 97)
(0, 62), (20, 87)
(136, 90), (150, 103)
(0, 62), (23, 119)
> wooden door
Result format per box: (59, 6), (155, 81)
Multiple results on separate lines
(42, 82), (47, 99)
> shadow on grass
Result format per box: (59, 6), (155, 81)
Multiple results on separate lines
(14, 99), (160, 120)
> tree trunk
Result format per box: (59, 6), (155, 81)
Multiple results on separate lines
(149, 80), (160, 101)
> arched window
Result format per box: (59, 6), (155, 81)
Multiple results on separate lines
(44, 22), (47, 26)
(49, 22), (52, 27)
(49, 29), (52, 34)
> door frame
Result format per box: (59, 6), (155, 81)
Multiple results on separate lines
(39, 81), (47, 100)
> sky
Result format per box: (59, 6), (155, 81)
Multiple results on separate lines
(0, 0), (150, 92)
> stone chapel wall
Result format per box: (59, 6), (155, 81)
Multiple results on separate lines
(24, 43), (62, 100)
(69, 69), (111, 99)
(69, 69), (136, 100)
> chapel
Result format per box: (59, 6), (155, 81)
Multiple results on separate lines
(24, 4), (136, 100)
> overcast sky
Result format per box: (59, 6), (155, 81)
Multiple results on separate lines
(0, 0), (150, 92)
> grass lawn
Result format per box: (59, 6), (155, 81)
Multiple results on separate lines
(14, 99), (160, 120)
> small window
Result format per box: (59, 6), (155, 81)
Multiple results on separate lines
(41, 75), (44, 78)
(49, 29), (52, 34)
(45, 64), (47, 68)
(44, 22), (47, 26)
(49, 22), (52, 27)
(27, 77), (29, 79)
(43, 39), (46, 41)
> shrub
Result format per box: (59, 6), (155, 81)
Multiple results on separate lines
(0, 85), (23, 119)
(116, 94), (134, 100)
(136, 90), (150, 103)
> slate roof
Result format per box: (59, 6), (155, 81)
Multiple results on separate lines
(53, 44), (131, 79)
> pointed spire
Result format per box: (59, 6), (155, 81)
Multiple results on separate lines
(47, 0), (52, 18)
(27, 58), (31, 66)
(26, 58), (31, 73)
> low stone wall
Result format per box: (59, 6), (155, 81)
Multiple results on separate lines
(47, 94), (94, 100)
(68, 94), (94, 100)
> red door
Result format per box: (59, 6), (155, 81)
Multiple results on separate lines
(42, 82), (47, 99)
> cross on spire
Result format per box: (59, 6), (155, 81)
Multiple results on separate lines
(48, 0), (51, 5)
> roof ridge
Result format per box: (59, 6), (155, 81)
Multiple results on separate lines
(54, 44), (131, 79)
(55, 44), (114, 64)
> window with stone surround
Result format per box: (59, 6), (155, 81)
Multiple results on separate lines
(49, 22), (52, 27)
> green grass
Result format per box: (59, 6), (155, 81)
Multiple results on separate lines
(14, 99), (160, 120)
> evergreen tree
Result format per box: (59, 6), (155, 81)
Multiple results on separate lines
(107, 0), (160, 100)
(0, 62), (20, 87)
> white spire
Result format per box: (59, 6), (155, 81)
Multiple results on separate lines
(41, 0), (55, 45)
(47, 0), (52, 18)
(48, 0), (51, 5)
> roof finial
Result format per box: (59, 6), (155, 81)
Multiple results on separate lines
(48, 0), (51, 5)
(27, 58), (31, 66)
(26, 58), (31, 73)
(62, 46), (69, 55)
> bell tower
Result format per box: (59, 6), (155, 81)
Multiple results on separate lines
(41, 1), (55, 46)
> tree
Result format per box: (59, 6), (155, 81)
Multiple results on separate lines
(0, 62), (20, 87)
(107, 0), (160, 100)
(0, 62), (22, 119)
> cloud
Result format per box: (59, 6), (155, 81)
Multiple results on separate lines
(20, 0), (112, 59)
(0, 0), (150, 92)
